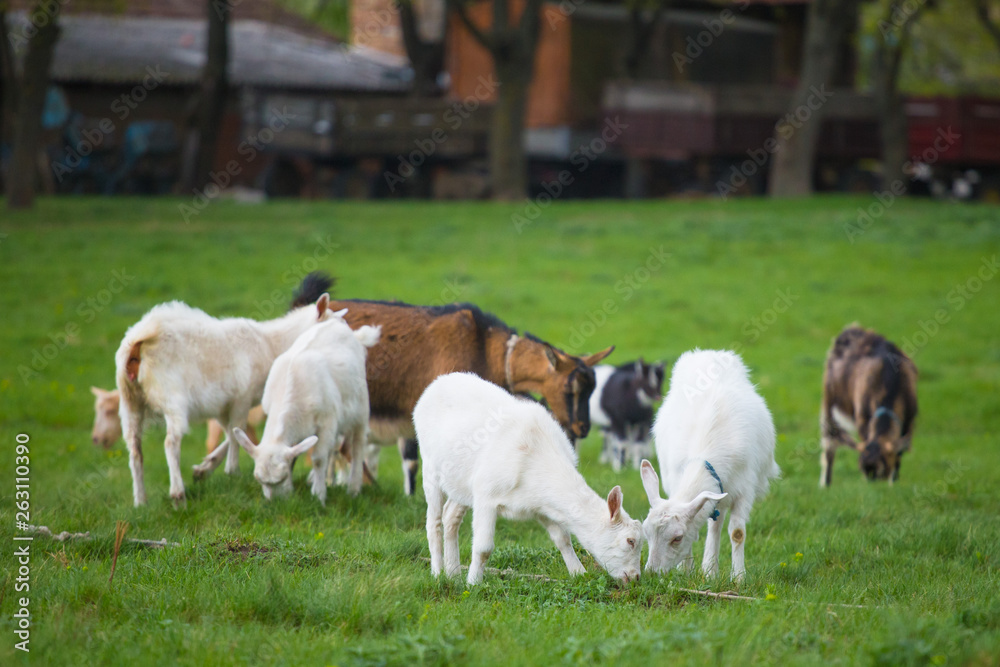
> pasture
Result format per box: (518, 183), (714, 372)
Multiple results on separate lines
(1, 196), (999, 665)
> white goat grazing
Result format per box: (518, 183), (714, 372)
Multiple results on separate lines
(641, 349), (779, 581)
(115, 293), (331, 507)
(233, 317), (381, 503)
(414, 372), (643, 585)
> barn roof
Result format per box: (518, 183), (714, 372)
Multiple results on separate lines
(7, 13), (412, 93)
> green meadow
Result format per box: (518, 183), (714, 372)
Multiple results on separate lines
(1, 196), (998, 665)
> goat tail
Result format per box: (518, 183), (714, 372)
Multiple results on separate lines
(353, 325), (382, 349)
(291, 272), (336, 309)
(770, 460), (782, 480)
(114, 319), (159, 408)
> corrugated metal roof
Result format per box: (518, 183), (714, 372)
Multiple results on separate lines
(8, 13), (412, 93)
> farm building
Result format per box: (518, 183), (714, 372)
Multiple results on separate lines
(3, 1), (421, 197)
(356, 0), (1000, 198)
(355, 0), (871, 196)
(4, 0), (999, 198)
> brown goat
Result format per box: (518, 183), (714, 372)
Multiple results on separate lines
(820, 325), (918, 486)
(293, 273), (614, 494)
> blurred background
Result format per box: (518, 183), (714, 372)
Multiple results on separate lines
(2, 0), (999, 207)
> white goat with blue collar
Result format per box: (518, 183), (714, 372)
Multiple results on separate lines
(641, 349), (779, 581)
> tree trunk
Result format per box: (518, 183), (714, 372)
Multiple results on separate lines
(872, 31), (909, 188)
(6, 4), (62, 210)
(182, 0), (231, 192)
(768, 0), (858, 197)
(877, 92), (908, 189)
(0, 10), (18, 148)
(449, 0), (542, 200)
(399, 1), (444, 97)
(872, 4), (924, 191)
(490, 59), (531, 200)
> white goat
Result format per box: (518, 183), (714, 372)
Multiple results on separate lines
(414, 372), (643, 585)
(641, 349), (779, 581)
(233, 317), (380, 503)
(115, 293), (331, 507)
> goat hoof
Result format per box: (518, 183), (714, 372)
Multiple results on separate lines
(170, 493), (187, 509)
(192, 465), (209, 481)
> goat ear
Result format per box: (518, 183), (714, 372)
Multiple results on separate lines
(285, 435), (318, 461)
(607, 485), (624, 522)
(330, 307), (348, 319)
(90, 386), (105, 397)
(233, 428), (259, 460)
(682, 490), (727, 522)
(640, 459), (662, 504)
(315, 293), (330, 319)
(582, 346), (614, 367)
(544, 344), (559, 369)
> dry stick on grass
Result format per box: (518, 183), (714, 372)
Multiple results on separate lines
(108, 521), (129, 584)
(128, 538), (181, 548)
(675, 587), (873, 610)
(26, 525), (180, 548)
(677, 588), (759, 602)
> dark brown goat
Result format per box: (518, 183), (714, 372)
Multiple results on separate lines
(820, 325), (918, 486)
(296, 273), (614, 494)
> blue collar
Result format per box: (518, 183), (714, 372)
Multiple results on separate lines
(873, 406), (901, 424)
(704, 460), (723, 521)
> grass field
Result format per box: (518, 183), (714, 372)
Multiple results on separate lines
(1, 196), (999, 666)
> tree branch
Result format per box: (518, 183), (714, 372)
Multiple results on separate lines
(875, 0), (926, 97)
(448, 0), (493, 51)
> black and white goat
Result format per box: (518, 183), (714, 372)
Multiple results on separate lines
(590, 359), (665, 471)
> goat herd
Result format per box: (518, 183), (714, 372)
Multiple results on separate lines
(91, 272), (918, 585)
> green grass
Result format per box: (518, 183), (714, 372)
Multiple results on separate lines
(1, 196), (999, 666)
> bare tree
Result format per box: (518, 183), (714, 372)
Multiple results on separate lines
(449, 0), (544, 200)
(6, 1), (62, 210)
(181, 0), (231, 192)
(399, 0), (445, 96)
(871, 1), (927, 189)
(768, 0), (859, 197)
